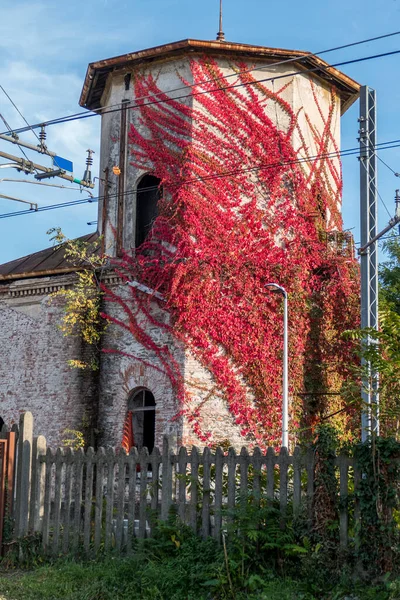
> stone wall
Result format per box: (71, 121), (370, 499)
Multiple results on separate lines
(0, 273), (251, 452)
(0, 275), (97, 447)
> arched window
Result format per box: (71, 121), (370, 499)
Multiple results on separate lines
(135, 175), (161, 248)
(128, 388), (156, 453)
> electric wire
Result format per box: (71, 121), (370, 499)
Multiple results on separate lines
(377, 188), (393, 220)
(2, 44), (400, 137)
(0, 113), (32, 164)
(34, 28), (400, 127)
(378, 233), (400, 244)
(0, 141), (399, 217)
(0, 178), (93, 193)
(0, 112), (42, 177)
(2, 138), (400, 219)
(376, 152), (399, 177)
(360, 155), (393, 219)
(0, 86), (46, 177)
(0, 85), (41, 141)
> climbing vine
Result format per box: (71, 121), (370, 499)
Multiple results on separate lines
(100, 56), (360, 447)
(48, 227), (106, 370)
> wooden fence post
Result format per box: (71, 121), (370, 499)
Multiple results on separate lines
(292, 446), (302, 518)
(177, 446), (188, 524)
(29, 435), (46, 533)
(126, 447), (139, 550)
(266, 447), (276, 504)
(239, 447), (249, 504)
(104, 447), (115, 552)
(201, 447), (211, 539)
(138, 448), (149, 539)
(161, 436), (173, 521)
(252, 447), (262, 505)
(213, 447), (224, 541)
(15, 412), (33, 537)
(83, 448), (95, 554)
(189, 447), (199, 533)
(52, 448), (64, 555)
(94, 447), (106, 553)
(62, 447), (74, 553)
(279, 447), (289, 527)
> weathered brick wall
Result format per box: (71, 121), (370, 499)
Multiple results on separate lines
(0, 276), (97, 447)
(98, 287), (249, 451)
(97, 289), (184, 449)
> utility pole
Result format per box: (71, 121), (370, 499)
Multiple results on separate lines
(359, 85), (379, 441)
(358, 86), (400, 441)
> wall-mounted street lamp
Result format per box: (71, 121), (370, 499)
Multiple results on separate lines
(265, 283), (289, 448)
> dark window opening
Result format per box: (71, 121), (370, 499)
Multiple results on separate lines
(135, 175), (161, 248)
(124, 73), (131, 91)
(128, 389), (156, 454)
(0, 417), (4, 431)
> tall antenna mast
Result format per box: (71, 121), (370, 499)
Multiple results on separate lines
(216, 0), (225, 41)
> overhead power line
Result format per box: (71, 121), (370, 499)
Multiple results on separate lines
(3, 28), (398, 132)
(0, 112), (32, 166)
(2, 41), (400, 137)
(1, 137), (400, 220)
(0, 85), (41, 141)
(376, 153), (400, 177)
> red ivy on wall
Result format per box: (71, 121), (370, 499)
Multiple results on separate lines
(102, 57), (360, 448)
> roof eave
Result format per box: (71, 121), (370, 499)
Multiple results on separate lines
(0, 266), (80, 282)
(79, 38), (360, 112)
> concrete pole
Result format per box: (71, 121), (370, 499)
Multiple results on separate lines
(265, 283), (289, 448)
(282, 288), (289, 448)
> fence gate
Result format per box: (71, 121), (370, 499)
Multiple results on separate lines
(0, 432), (16, 554)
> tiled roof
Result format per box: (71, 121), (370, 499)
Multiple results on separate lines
(80, 38), (360, 113)
(0, 232), (99, 281)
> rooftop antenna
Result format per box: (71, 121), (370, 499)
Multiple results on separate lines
(216, 0), (225, 41)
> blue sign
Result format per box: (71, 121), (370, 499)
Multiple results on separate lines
(53, 155), (73, 173)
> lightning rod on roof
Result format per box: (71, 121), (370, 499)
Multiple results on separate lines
(216, 0), (225, 41)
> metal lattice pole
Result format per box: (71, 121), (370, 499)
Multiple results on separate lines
(359, 85), (379, 441)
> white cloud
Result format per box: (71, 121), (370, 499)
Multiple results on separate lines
(0, 1), (156, 65)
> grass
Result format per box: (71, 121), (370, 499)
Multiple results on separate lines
(0, 519), (397, 600)
(0, 553), (398, 600)
(0, 560), (314, 600)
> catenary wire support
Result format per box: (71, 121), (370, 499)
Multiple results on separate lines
(359, 85), (379, 441)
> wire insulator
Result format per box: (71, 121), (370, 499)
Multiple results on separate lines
(86, 149), (94, 167)
(39, 125), (46, 143)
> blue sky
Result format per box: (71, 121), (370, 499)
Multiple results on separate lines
(1, 0), (400, 263)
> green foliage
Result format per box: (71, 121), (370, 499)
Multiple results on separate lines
(340, 234), (400, 438)
(1, 503), (400, 599)
(62, 428), (85, 450)
(47, 227), (107, 371)
(1, 533), (44, 569)
(354, 436), (400, 578)
(312, 424), (339, 538)
(224, 500), (306, 582)
(380, 235), (400, 315)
